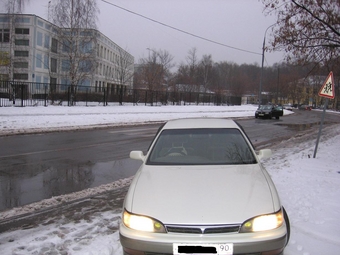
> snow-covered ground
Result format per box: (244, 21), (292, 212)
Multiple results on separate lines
(0, 104), (258, 136)
(0, 105), (339, 255)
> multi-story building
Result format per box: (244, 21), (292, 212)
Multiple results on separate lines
(0, 13), (134, 92)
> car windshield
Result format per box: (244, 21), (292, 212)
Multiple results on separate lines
(259, 105), (272, 110)
(147, 128), (257, 165)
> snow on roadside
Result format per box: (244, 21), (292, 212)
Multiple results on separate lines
(0, 105), (259, 135)
(262, 124), (340, 255)
(0, 177), (132, 220)
(0, 210), (123, 255)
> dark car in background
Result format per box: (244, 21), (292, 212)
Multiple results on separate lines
(298, 105), (312, 110)
(255, 105), (284, 119)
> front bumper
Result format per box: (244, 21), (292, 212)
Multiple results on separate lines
(256, 112), (270, 117)
(119, 223), (287, 255)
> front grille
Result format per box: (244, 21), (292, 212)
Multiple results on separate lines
(166, 226), (202, 234)
(204, 225), (240, 234)
(165, 224), (240, 234)
(145, 253), (171, 255)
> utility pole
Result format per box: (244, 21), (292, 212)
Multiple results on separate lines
(259, 23), (276, 108)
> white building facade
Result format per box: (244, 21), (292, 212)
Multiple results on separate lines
(0, 14), (134, 91)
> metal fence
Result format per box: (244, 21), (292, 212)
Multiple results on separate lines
(0, 81), (241, 107)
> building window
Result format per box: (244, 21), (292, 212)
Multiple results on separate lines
(13, 62), (29, 68)
(51, 58), (57, 73)
(37, 20), (44, 27)
(0, 29), (10, 42)
(44, 34), (50, 48)
(61, 59), (70, 71)
(0, 74), (9, 82)
(37, 31), (43, 46)
(15, 39), (29, 46)
(79, 60), (92, 72)
(14, 50), (29, 57)
(36, 53), (42, 68)
(15, 28), (29, 34)
(36, 75), (41, 83)
(80, 41), (92, 53)
(51, 38), (58, 53)
(0, 51), (10, 66)
(44, 55), (49, 69)
(13, 73), (28, 80)
(15, 17), (30, 23)
(62, 39), (73, 52)
(0, 17), (9, 22)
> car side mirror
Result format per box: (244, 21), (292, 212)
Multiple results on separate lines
(130, 151), (146, 161)
(257, 149), (272, 160)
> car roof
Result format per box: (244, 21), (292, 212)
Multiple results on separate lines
(162, 118), (240, 129)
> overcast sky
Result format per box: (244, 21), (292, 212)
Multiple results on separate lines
(3, 0), (284, 67)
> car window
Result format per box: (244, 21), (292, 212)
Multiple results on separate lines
(147, 122), (166, 152)
(146, 128), (257, 165)
(259, 105), (271, 110)
(235, 121), (255, 150)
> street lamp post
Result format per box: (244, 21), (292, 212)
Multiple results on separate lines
(258, 24), (276, 108)
(147, 48), (157, 60)
(48, 1), (51, 21)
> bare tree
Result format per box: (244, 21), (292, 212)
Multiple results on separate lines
(198, 54), (213, 92)
(115, 47), (134, 89)
(110, 47), (134, 105)
(140, 50), (162, 91)
(175, 48), (200, 93)
(211, 62), (231, 94)
(138, 49), (174, 91)
(156, 49), (175, 90)
(186, 47), (199, 92)
(49, 0), (99, 104)
(2, 0), (29, 13)
(261, 0), (340, 67)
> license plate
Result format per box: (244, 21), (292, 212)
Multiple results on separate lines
(173, 243), (233, 255)
(259, 114), (264, 116)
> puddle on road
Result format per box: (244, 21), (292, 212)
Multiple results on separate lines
(276, 122), (321, 131)
(0, 158), (141, 211)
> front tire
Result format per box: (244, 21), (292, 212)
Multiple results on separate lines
(283, 207), (290, 246)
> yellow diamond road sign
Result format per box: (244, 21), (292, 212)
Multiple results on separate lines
(318, 72), (335, 99)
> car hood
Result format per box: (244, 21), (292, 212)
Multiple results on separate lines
(125, 164), (280, 225)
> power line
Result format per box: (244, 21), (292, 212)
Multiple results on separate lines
(100, 0), (262, 56)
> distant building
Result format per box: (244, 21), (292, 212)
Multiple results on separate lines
(0, 13), (134, 91)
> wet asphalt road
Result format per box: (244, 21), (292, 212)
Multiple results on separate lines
(0, 126), (155, 211)
(0, 109), (339, 213)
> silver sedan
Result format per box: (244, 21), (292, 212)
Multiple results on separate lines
(119, 118), (290, 255)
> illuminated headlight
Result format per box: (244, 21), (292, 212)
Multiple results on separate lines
(240, 209), (283, 232)
(123, 210), (166, 233)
